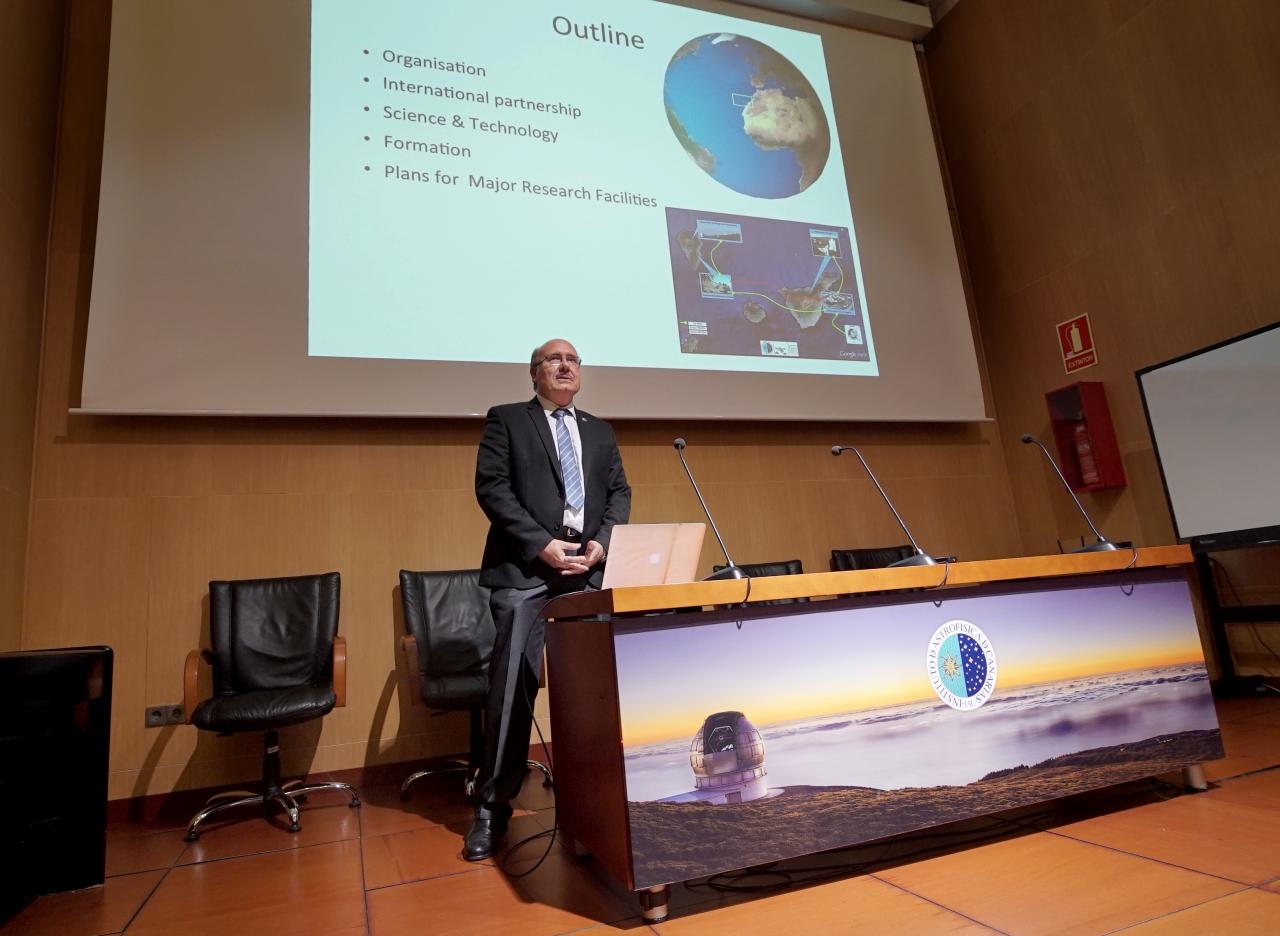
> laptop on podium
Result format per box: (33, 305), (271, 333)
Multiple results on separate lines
(601, 523), (706, 589)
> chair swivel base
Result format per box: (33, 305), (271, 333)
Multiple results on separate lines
(186, 778), (360, 841)
(400, 759), (553, 801)
(526, 758), (553, 789)
(183, 728), (361, 841)
(400, 759), (476, 801)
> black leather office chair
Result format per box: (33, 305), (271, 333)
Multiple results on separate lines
(398, 569), (551, 800)
(712, 559), (808, 605)
(181, 572), (359, 841)
(830, 545), (915, 571)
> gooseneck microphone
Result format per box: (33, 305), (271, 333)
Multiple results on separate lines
(673, 438), (746, 581)
(1020, 434), (1118, 552)
(831, 445), (938, 567)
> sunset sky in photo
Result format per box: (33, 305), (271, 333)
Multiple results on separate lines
(614, 577), (1204, 746)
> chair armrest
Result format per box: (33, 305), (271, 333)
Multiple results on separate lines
(333, 635), (348, 708)
(183, 649), (212, 724)
(399, 635), (422, 705)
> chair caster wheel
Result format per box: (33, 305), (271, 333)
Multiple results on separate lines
(349, 796), (361, 807)
(288, 822), (301, 833)
(185, 832), (199, 843)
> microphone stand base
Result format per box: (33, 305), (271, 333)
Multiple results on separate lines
(889, 552), (939, 567)
(705, 565), (748, 581)
(1071, 540), (1120, 553)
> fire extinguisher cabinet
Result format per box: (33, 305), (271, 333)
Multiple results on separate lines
(1044, 382), (1126, 492)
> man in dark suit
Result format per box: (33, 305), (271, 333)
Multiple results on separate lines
(466, 337), (631, 860)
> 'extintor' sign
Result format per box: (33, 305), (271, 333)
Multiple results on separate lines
(1057, 314), (1098, 374)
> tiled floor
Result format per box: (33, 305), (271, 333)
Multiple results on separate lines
(6, 692), (1280, 935)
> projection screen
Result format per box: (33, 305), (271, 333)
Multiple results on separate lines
(82, 0), (984, 420)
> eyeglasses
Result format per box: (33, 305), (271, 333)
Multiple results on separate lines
(537, 353), (582, 368)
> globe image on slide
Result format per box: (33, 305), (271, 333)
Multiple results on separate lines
(664, 34), (831, 199)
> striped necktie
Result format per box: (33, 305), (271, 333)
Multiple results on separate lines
(553, 408), (584, 511)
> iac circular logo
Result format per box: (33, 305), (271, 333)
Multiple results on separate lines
(927, 620), (997, 710)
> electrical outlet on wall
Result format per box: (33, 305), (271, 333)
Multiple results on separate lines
(144, 704), (185, 727)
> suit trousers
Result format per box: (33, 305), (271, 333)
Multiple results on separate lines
(478, 577), (587, 806)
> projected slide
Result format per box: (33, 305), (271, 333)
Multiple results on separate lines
(309, 0), (875, 376)
(667, 209), (868, 363)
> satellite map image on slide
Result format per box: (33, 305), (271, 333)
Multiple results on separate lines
(665, 207), (871, 363)
(664, 34), (831, 199)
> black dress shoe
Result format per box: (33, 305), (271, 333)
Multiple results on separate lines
(463, 803), (511, 861)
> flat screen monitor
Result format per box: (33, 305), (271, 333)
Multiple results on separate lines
(1136, 322), (1280, 552)
(0, 646), (113, 908)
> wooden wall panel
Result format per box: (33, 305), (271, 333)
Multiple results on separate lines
(18, 0), (1027, 799)
(0, 0), (66, 650)
(25, 496), (152, 778)
(622, 420), (1019, 573)
(927, 0), (1280, 674)
(0, 493), (31, 651)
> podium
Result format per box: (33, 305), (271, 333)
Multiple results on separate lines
(541, 547), (1222, 922)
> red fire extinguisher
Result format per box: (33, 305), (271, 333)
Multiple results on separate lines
(1073, 422), (1099, 487)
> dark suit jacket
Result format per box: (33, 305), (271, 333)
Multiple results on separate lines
(475, 398), (631, 589)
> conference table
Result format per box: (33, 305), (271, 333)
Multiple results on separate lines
(541, 546), (1222, 923)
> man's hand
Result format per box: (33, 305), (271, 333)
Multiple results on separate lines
(582, 540), (606, 568)
(538, 539), (591, 575)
